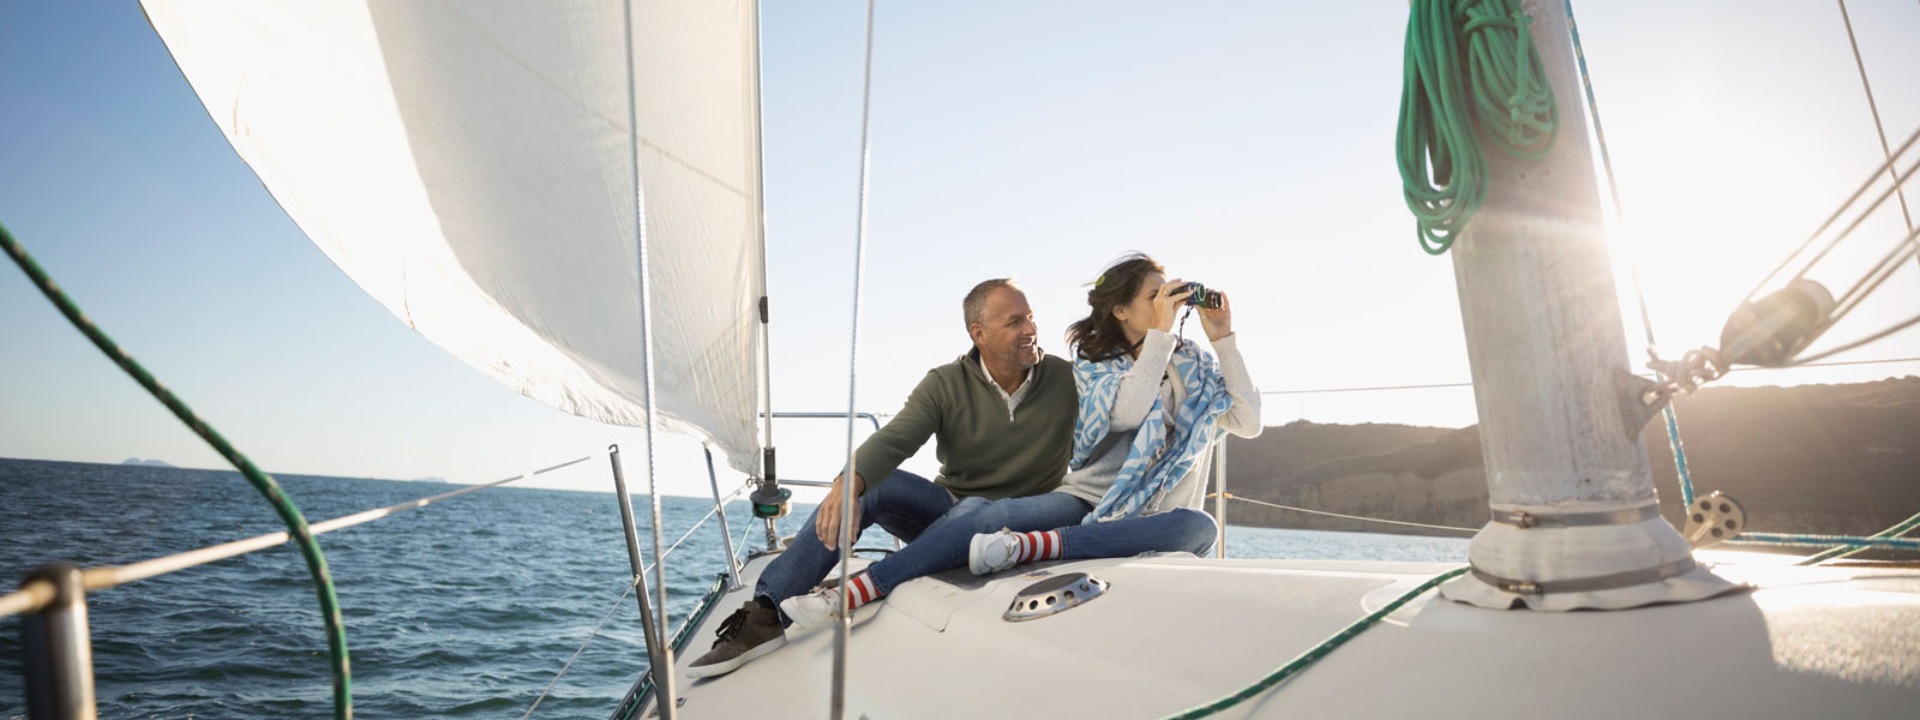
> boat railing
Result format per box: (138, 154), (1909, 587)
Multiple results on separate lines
(2, 452), (686, 720)
(612, 408), (898, 720)
(759, 411), (885, 488)
(3, 441), (786, 720)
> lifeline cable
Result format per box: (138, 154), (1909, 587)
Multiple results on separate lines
(522, 576), (642, 720)
(1213, 493), (1478, 535)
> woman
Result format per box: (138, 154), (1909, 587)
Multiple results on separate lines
(781, 253), (1261, 627)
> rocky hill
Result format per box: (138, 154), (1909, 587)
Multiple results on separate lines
(1224, 377), (1920, 538)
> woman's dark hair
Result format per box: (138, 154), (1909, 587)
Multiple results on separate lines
(1066, 252), (1165, 362)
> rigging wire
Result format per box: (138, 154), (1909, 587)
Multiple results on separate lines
(1836, 0), (1918, 245)
(1741, 128), (1920, 306)
(1792, 311), (1920, 366)
(1261, 381), (1472, 396)
(1821, 204), (1920, 329)
(1211, 493), (1478, 535)
(1735, 130), (1920, 368)
(1, 221), (353, 719)
(831, 2), (881, 718)
(617, 0), (677, 712)
(0, 455), (595, 617)
(524, 483), (750, 719)
(660, 484), (753, 569)
(522, 577), (641, 720)
(739, 502), (759, 554)
(96, 455), (593, 597)
(1714, 12), (1920, 369)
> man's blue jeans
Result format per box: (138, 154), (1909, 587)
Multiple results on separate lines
(864, 492), (1093, 594)
(754, 470), (956, 620)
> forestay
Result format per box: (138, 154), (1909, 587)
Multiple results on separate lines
(142, 0), (766, 473)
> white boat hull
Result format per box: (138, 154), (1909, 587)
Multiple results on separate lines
(631, 547), (1920, 718)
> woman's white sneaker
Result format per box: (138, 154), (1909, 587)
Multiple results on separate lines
(969, 530), (1023, 575)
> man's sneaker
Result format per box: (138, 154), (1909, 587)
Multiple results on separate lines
(969, 529), (1023, 575)
(685, 598), (786, 679)
(778, 588), (843, 629)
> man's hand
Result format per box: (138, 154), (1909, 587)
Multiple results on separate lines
(816, 471), (867, 550)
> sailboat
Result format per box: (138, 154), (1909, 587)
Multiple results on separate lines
(8, 0), (1919, 718)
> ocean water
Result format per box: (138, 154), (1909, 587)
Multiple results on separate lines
(1, 458), (1468, 719)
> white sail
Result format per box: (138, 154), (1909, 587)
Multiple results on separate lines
(141, 0), (765, 473)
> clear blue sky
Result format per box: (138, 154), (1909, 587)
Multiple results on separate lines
(3, 1), (1916, 496)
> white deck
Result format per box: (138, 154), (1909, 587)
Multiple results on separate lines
(647, 548), (1920, 719)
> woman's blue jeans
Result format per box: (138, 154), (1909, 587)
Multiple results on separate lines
(865, 492), (1093, 593)
(1058, 507), (1218, 561)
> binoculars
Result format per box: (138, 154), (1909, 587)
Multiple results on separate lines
(1183, 282), (1223, 309)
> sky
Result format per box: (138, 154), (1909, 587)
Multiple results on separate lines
(2, 1), (1917, 499)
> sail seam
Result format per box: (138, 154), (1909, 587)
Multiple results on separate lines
(641, 138), (752, 199)
(433, 0), (628, 132)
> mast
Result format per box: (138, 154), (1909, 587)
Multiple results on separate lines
(1436, 0), (1736, 611)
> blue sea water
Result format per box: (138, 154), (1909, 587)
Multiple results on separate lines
(1, 458), (1468, 719)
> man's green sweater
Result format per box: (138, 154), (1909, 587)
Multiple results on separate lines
(854, 349), (1076, 500)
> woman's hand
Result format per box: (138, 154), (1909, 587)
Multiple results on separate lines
(1153, 279), (1192, 334)
(1199, 291), (1232, 341)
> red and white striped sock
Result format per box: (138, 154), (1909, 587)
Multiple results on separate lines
(843, 573), (883, 610)
(1017, 530), (1065, 564)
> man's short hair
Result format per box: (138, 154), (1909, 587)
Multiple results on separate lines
(963, 278), (1019, 329)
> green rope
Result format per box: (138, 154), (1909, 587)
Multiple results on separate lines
(2, 221), (352, 719)
(1397, 0), (1558, 254)
(1161, 566), (1469, 720)
(1797, 511), (1920, 564)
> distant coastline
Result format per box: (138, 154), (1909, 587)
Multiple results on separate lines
(119, 457), (178, 468)
(1225, 377), (1920, 537)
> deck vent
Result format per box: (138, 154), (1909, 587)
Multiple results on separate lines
(1003, 572), (1109, 622)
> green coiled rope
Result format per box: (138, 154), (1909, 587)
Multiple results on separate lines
(1398, 0), (1558, 254)
(1, 221), (352, 719)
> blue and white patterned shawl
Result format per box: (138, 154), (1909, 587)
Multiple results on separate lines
(1071, 337), (1232, 523)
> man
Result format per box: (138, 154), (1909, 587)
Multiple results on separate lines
(687, 278), (1078, 679)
